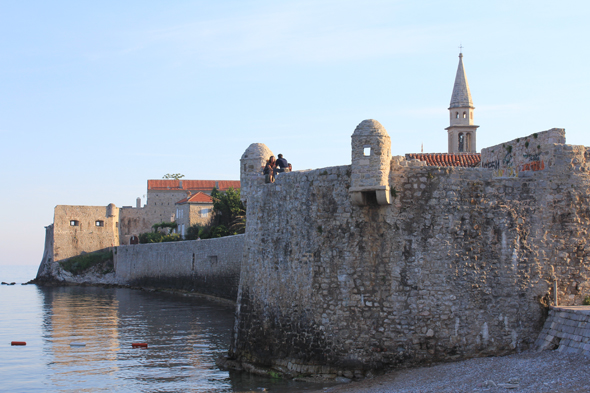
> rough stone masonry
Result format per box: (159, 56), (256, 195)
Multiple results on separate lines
(226, 120), (590, 379)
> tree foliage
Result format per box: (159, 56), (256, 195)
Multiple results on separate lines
(185, 187), (245, 240)
(162, 173), (185, 180)
(139, 232), (181, 244)
(151, 221), (178, 233)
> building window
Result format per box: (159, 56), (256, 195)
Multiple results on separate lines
(70, 220), (79, 226)
(95, 220), (104, 227)
(201, 209), (209, 218)
(455, 112), (459, 119)
(458, 133), (464, 152)
(363, 147), (371, 157)
(463, 112), (466, 119)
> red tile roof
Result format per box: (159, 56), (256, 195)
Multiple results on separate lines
(405, 153), (481, 168)
(175, 192), (213, 205)
(148, 180), (240, 192)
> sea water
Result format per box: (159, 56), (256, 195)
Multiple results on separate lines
(0, 265), (334, 392)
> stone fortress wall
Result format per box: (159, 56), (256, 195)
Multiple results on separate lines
(229, 120), (590, 379)
(114, 234), (244, 301)
(53, 204), (120, 261)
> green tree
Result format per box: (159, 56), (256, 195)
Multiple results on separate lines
(162, 173), (185, 180)
(185, 187), (246, 240)
(210, 187), (245, 232)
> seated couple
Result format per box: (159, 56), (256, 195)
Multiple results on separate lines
(264, 154), (291, 183)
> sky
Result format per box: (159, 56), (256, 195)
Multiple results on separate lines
(1, 0), (589, 266)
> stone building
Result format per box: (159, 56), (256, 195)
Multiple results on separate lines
(50, 179), (240, 260)
(119, 179), (240, 244)
(174, 192), (214, 238)
(52, 204), (120, 261)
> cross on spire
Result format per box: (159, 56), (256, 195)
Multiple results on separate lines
(459, 43), (463, 54)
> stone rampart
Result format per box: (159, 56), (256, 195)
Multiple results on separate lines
(115, 235), (244, 301)
(230, 126), (590, 379)
(481, 128), (566, 178)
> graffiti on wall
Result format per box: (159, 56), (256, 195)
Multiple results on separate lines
(490, 151), (545, 178)
(520, 153), (545, 173)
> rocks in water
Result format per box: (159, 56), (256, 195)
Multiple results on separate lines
(334, 376), (352, 383)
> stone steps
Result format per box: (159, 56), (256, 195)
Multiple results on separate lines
(535, 306), (590, 355)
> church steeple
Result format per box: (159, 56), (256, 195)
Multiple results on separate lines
(446, 52), (479, 153)
(450, 53), (474, 109)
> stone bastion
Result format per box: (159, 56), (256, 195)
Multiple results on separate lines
(225, 119), (590, 379)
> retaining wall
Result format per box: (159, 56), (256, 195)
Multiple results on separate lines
(535, 306), (590, 355)
(115, 235), (244, 301)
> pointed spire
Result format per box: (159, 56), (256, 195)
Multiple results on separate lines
(449, 53), (474, 109)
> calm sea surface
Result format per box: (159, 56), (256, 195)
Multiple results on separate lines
(0, 265), (334, 393)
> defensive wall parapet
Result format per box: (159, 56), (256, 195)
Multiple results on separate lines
(115, 235), (244, 301)
(229, 120), (590, 379)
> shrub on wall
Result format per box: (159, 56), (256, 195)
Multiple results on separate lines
(59, 250), (113, 275)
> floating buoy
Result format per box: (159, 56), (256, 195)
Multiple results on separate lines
(70, 342), (86, 347)
(131, 343), (148, 348)
(11, 341), (26, 346)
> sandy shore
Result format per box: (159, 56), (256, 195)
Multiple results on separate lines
(315, 350), (590, 393)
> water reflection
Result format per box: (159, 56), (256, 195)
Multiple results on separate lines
(0, 284), (335, 392)
(36, 286), (236, 392)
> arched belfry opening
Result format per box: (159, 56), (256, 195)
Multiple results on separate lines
(445, 52), (479, 153)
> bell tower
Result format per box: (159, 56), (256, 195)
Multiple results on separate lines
(445, 52), (479, 153)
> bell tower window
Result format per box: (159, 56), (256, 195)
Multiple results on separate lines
(458, 133), (464, 152)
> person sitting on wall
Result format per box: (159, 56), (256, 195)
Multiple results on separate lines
(263, 156), (276, 183)
(276, 154), (289, 173)
(288, 163), (292, 172)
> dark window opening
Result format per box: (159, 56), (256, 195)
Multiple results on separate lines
(95, 220), (104, 227)
(361, 191), (379, 206)
(463, 112), (466, 118)
(70, 220), (79, 226)
(458, 133), (465, 152)
(455, 112), (459, 119)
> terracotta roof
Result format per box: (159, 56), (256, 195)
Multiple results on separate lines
(147, 179), (240, 192)
(176, 192), (213, 205)
(405, 153), (481, 168)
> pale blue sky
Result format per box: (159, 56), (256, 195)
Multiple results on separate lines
(1, 0), (589, 266)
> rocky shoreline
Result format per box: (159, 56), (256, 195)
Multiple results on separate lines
(315, 349), (590, 393)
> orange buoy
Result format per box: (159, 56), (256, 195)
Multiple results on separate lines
(131, 343), (148, 348)
(11, 341), (26, 346)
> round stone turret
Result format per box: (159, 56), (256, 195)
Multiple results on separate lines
(106, 203), (116, 217)
(240, 143), (274, 205)
(350, 119), (391, 206)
